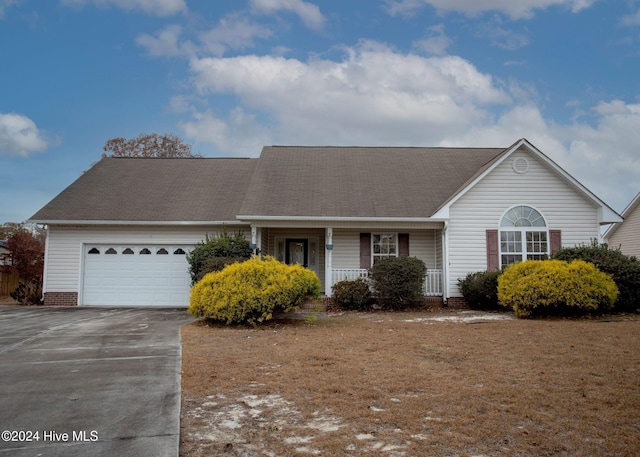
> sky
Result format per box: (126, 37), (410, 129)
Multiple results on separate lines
(1, 0), (639, 224)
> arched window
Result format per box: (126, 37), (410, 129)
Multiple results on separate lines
(106, 248), (117, 254)
(157, 248), (168, 255)
(500, 205), (548, 267)
(173, 248), (185, 255)
(88, 247), (100, 254)
(139, 248), (151, 255)
(122, 248), (134, 255)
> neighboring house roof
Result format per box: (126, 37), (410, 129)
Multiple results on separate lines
(30, 158), (258, 224)
(238, 146), (503, 219)
(603, 191), (640, 239)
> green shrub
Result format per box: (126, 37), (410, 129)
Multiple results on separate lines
(498, 259), (618, 318)
(193, 256), (247, 283)
(458, 270), (502, 310)
(188, 256), (320, 325)
(187, 229), (253, 284)
(331, 278), (373, 310)
(553, 242), (640, 313)
(368, 257), (426, 310)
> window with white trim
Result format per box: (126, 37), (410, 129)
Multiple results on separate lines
(500, 206), (548, 268)
(372, 233), (397, 264)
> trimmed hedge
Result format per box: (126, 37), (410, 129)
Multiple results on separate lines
(458, 270), (502, 310)
(331, 278), (373, 310)
(369, 256), (426, 310)
(188, 256), (320, 325)
(553, 242), (640, 313)
(498, 259), (618, 318)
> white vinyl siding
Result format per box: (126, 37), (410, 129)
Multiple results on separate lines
(608, 204), (640, 258)
(44, 225), (250, 299)
(332, 229), (441, 270)
(447, 149), (600, 297)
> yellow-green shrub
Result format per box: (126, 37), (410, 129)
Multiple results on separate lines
(498, 259), (618, 318)
(188, 256), (321, 324)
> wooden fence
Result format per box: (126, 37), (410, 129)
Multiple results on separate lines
(0, 268), (19, 296)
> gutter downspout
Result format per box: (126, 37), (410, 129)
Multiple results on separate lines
(37, 224), (49, 302)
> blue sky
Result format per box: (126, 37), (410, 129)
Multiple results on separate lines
(1, 0), (639, 224)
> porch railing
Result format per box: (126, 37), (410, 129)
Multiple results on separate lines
(331, 268), (443, 297)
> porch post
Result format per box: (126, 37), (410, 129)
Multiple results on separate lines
(325, 227), (333, 296)
(250, 226), (260, 255)
(442, 221), (449, 302)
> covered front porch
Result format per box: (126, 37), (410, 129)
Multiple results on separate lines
(249, 222), (446, 298)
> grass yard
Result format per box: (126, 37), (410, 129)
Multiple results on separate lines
(180, 310), (640, 456)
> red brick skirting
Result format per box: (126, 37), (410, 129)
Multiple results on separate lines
(44, 292), (78, 306)
(445, 296), (470, 309)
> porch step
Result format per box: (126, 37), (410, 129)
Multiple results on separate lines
(298, 298), (331, 312)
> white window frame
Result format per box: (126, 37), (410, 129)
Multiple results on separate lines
(499, 206), (549, 268)
(371, 233), (398, 265)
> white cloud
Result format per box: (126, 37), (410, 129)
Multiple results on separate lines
(249, 0), (325, 30)
(136, 25), (195, 57)
(199, 14), (273, 56)
(60, 0), (186, 16)
(179, 108), (271, 157)
(478, 21), (530, 50)
(0, 0), (18, 19)
(0, 113), (49, 157)
(188, 42), (511, 146)
(136, 15), (272, 58)
(621, 9), (640, 26)
(386, 0), (596, 19)
(413, 24), (452, 55)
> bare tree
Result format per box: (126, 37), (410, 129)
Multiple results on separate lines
(102, 133), (200, 158)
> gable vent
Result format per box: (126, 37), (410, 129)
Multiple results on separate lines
(512, 157), (530, 174)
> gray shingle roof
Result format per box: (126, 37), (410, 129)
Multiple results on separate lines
(30, 157), (258, 222)
(238, 146), (504, 218)
(31, 146), (506, 223)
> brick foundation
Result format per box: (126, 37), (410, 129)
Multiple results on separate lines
(445, 296), (470, 309)
(44, 292), (78, 306)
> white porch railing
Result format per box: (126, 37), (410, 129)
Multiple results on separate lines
(331, 268), (370, 282)
(331, 268), (443, 297)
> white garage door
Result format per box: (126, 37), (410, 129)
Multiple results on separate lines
(82, 245), (192, 307)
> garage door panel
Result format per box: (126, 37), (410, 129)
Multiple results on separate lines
(82, 245), (192, 307)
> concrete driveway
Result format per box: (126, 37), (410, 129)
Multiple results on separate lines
(0, 306), (194, 457)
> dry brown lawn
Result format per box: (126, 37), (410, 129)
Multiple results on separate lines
(180, 310), (640, 456)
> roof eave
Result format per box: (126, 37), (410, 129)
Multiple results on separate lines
(603, 191), (639, 238)
(28, 219), (247, 226)
(236, 215), (446, 223)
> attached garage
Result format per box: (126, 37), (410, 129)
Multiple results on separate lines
(82, 245), (192, 307)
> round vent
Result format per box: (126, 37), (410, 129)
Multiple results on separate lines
(512, 157), (530, 174)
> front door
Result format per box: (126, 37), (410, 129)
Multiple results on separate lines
(286, 239), (308, 267)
